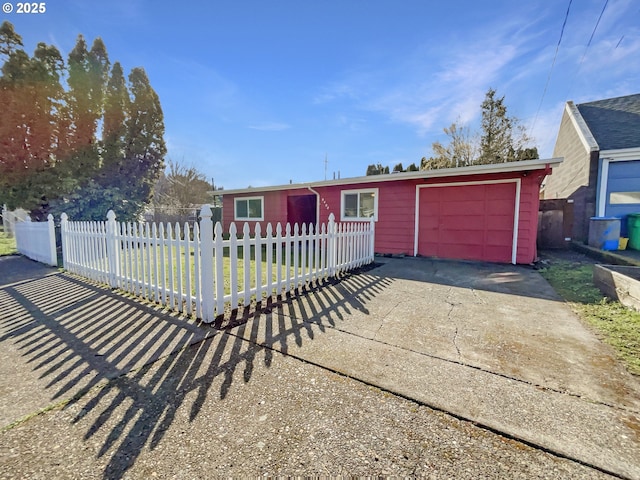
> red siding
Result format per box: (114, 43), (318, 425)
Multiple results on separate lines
(220, 169), (546, 264)
(222, 189), (305, 232)
(314, 182), (416, 255)
(515, 172), (545, 264)
(418, 182), (516, 263)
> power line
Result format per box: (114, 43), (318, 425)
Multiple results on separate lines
(531, 0), (573, 133)
(565, 0), (609, 100)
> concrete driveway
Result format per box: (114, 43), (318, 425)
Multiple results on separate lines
(1, 254), (639, 478)
(226, 256), (640, 478)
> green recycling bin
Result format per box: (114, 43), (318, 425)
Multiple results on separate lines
(628, 213), (640, 250)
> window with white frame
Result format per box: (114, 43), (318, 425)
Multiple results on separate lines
(341, 188), (378, 221)
(234, 196), (264, 221)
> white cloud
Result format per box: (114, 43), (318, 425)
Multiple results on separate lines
(313, 16), (539, 138)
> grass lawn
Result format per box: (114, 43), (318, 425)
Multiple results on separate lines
(538, 250), (640, 376)
(117, 243), (311, 301)
(0, 227), (17, 256)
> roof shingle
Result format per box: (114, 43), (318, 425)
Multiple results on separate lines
(576, 93), (640, 150)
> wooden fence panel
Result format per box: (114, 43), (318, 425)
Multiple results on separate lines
(538, 199), (574, 249)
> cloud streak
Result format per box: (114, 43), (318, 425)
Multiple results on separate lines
(314, 15), (540, 137)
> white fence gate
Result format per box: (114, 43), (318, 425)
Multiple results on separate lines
(1, 205), (29, 237)
(61, 206), (374, 323)
(14, 214), (58, 266)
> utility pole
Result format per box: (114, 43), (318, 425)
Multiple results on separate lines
(324, 154), (328, 181)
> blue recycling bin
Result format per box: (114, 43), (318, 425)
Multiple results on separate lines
(588, 217), (620, 250)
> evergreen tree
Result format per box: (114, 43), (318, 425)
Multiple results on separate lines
(64, 36), (109, 181)
(119, 67), (166, 219)
(365, 163), (390, 175)
(0, 24), (66, 217)
(421, 89), (537, 170)
(0, 22), (167, 221)
(0, 30), (28, 208)
(99, 62), (129, 185)
(406, 162), (419, 172)
(477, 88), (513, 164)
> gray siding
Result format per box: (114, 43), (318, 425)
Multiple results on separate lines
(545, 106), (599, 241)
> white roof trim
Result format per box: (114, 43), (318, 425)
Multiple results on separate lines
(599, 147), (640, 161)
(565, 101), (599, 153)
(215, 157), (563, 196)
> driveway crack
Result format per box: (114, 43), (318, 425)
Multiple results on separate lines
(372, 301), (402, 341)
(452, 322), (462, 359)
(445, 288), (463, 360)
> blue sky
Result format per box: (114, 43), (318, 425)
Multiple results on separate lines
(4, 0), (639, 189)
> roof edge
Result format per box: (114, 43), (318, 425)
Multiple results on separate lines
(214, 157), (563, 196)
(599, 147), (640, 161)
(566, 101), (599, 153)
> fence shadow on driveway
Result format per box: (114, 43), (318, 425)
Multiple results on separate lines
(0, 260), (393, 479)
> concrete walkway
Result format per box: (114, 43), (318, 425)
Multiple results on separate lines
(1, 254), (639, 479)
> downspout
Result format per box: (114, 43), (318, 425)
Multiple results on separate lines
(307, 186), (321, 226)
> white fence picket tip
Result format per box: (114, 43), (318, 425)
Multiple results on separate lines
(58, 207), (374, 323)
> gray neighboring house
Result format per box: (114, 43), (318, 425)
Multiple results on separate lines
(545, 93), (640, 241)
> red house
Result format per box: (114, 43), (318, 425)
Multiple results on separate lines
(214, 158), (562, 264)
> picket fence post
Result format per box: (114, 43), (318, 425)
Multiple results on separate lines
(328, 213), (337, 277)
(46, 214), (57, 266)
(60, 213), (69, 270)
(369, 217), (375, 262)
(1, 205), (9, 237)
(106, 210), (120, 288)
(199, 205), (214, 323)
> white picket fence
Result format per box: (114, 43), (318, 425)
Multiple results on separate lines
(14, 214), (58, 266)
(1, 205), (29, 237)
(60, 206), (374, 323)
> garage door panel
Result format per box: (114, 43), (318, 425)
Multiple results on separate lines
(605, 160), (640, 233)
(486, 186), (516, 200)
(486, 230), (513, 246)
(438, 229), (484, 244)
(609, 160), (640, 178)
(418, 182), (516, 263)
(442, 201), (486, 215)
(438, 184), (483, 199)
(440, 244), (485, 261)
(607, 179), (640, 193)
(489, 201), (516, 215)
(483, 246), (511, 263)
(439, 216), (487, 230)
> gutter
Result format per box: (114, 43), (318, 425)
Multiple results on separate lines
(307, 186), (321, 225)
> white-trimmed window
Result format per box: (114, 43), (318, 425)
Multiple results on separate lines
(341, 188), (378, 221)
(234, 196), (264, 221)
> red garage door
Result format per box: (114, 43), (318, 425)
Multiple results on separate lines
(417, 181), (517, 263)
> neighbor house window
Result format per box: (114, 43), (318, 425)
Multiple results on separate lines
(341, 188), (378, 221)
(234, 196), (264, 221)
(609, 192), (640, 205)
